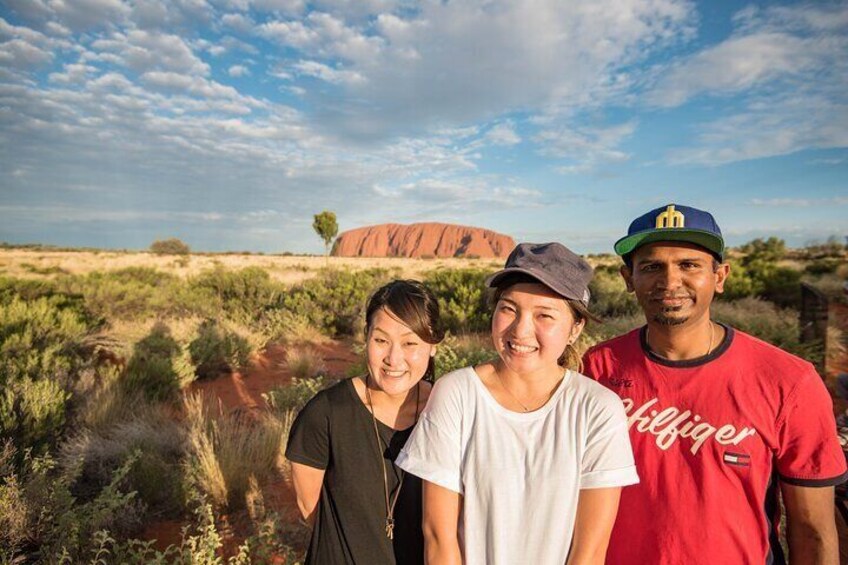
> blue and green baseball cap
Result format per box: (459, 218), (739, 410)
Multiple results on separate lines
(614, 204), (725, 259)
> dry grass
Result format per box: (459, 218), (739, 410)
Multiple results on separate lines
(284, 346), (326, 379)
(0, 248), (503, 283)
(184, 393), (288, 510)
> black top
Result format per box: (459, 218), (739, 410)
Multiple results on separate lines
(286, 378), (425, 565)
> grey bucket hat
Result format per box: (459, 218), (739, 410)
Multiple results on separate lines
(485, 242), (599, 322)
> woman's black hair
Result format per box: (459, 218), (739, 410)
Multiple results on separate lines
(365, 279), (445, 381)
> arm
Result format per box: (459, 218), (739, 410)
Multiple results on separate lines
(422, 480), (463, 565)
(566, 487), (622, 565)
(781, 482), (839, 565)
(290, 462), (325, 526)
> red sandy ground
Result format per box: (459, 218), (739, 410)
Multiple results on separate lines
(141, 339), (360, 559)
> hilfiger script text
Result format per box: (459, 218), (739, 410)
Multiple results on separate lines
(622, 397), (757, 455)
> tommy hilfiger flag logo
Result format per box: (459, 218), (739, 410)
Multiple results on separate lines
(723, 452), (751, 467)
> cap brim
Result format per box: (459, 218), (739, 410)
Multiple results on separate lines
(614, 229), (724, 259)
(485, 268), (602, 324)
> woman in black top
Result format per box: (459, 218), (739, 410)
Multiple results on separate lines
(286, 280), (445, 564)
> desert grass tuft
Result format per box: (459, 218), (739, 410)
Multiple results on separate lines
(184, 393), (286, 510)
(284, 346), (326, 379)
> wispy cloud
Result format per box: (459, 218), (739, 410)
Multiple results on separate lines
(750, 196), (848, 207)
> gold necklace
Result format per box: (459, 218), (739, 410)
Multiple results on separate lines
(495, 371), (563, 413)
(365, 375), (420, 540)
(646, 321), (715, 359)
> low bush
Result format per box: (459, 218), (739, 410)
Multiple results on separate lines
(0, 444), (143, 563)
(263, 376), (330, 418)
(282, 268), (394, 337)
(589, 265), (639, 318)
(261, 309), (328, 344)
(121, 322), (194, 402)
(188, 320), (252, 380)
(60, 268), (192, 321)
(60, 402), (187, 519)
(0, 296), (93, 455)
(189, 267), (284, 325)
(424, 268), (493, 334)
(435, 334), (496, 378)
(711, 297), (819, 362)
(150, 238), (191, 256)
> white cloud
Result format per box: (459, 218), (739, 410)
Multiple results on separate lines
(90, 30), (210, 75)
(292, 60), (365, 85)
(750, 196), (848, 208)
(221, 12), (254, 33)
(648, 32), (837, 107)
(538, 120), (637, 172)
(228, 64), (250, 77)
(657, 3), (848, 166)
(50, 0), (131, 31)
(0, 38), (54, 67)
(485, 122), (521, 146)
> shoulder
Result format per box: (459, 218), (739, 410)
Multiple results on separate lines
(729, 329), (815, 372)
(425, 367), (478, 413)
(584, 327), (641, 359)
(296, 377), (355, 417)
(567, 370), (628, 413)
(727, 328), (819, 392)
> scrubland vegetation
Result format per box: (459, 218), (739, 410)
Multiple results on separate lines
(0, 237), (845, 563)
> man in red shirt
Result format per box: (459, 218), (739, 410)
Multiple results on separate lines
(583, 204), (847, 564)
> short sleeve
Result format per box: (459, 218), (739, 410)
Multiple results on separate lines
(395, 371), (467, 494)
(285, 391), (331, 470)
(776, 367), (848, 486)
(580, 388), (640, 489)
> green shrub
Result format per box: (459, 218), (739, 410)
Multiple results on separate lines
(435, 335), (496, 377)
(150, 238), (191, 255)
(263, 376), (330, 417)
(424, 268), (493, 334)
(122, 323), (193, 401)
(282, 268), (394, 337)
(61, 268), (186, 320)
(61, 403), (187, 520)
(190, 267), (283, 324)
(188, 320), (252, 379)
(711, 298), (819, 362)
(0, 296), (92, 455)
(588, 265), (639, 318)
(0, 445), (143, 563)
(804, 257), (842, 275)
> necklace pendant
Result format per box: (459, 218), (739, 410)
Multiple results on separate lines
(385, 518), (395, 540)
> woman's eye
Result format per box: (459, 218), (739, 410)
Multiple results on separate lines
(373, 337), (388, 344)
(404, 342), (420, 347)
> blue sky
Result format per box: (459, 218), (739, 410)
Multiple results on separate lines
(0, 0), (846, 254)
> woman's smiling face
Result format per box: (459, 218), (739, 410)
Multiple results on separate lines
(491, 282), (584, 376)
(366, 307), (436, 398)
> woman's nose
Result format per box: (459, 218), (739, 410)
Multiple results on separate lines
(385, 342), (404, 366)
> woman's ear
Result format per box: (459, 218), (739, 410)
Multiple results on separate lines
(570, 318), (586, 344)
(430, 345), (437, 358)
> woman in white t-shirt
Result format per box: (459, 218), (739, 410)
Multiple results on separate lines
(396, 242), (638, 565)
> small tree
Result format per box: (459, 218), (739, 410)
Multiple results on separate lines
(150, 238), (191, 255)
(312, 211), (338, 255)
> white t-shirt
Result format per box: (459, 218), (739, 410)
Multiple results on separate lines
(396, 366), (639, 565)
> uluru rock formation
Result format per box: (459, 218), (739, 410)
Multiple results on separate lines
(331, 222), (515, 258)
